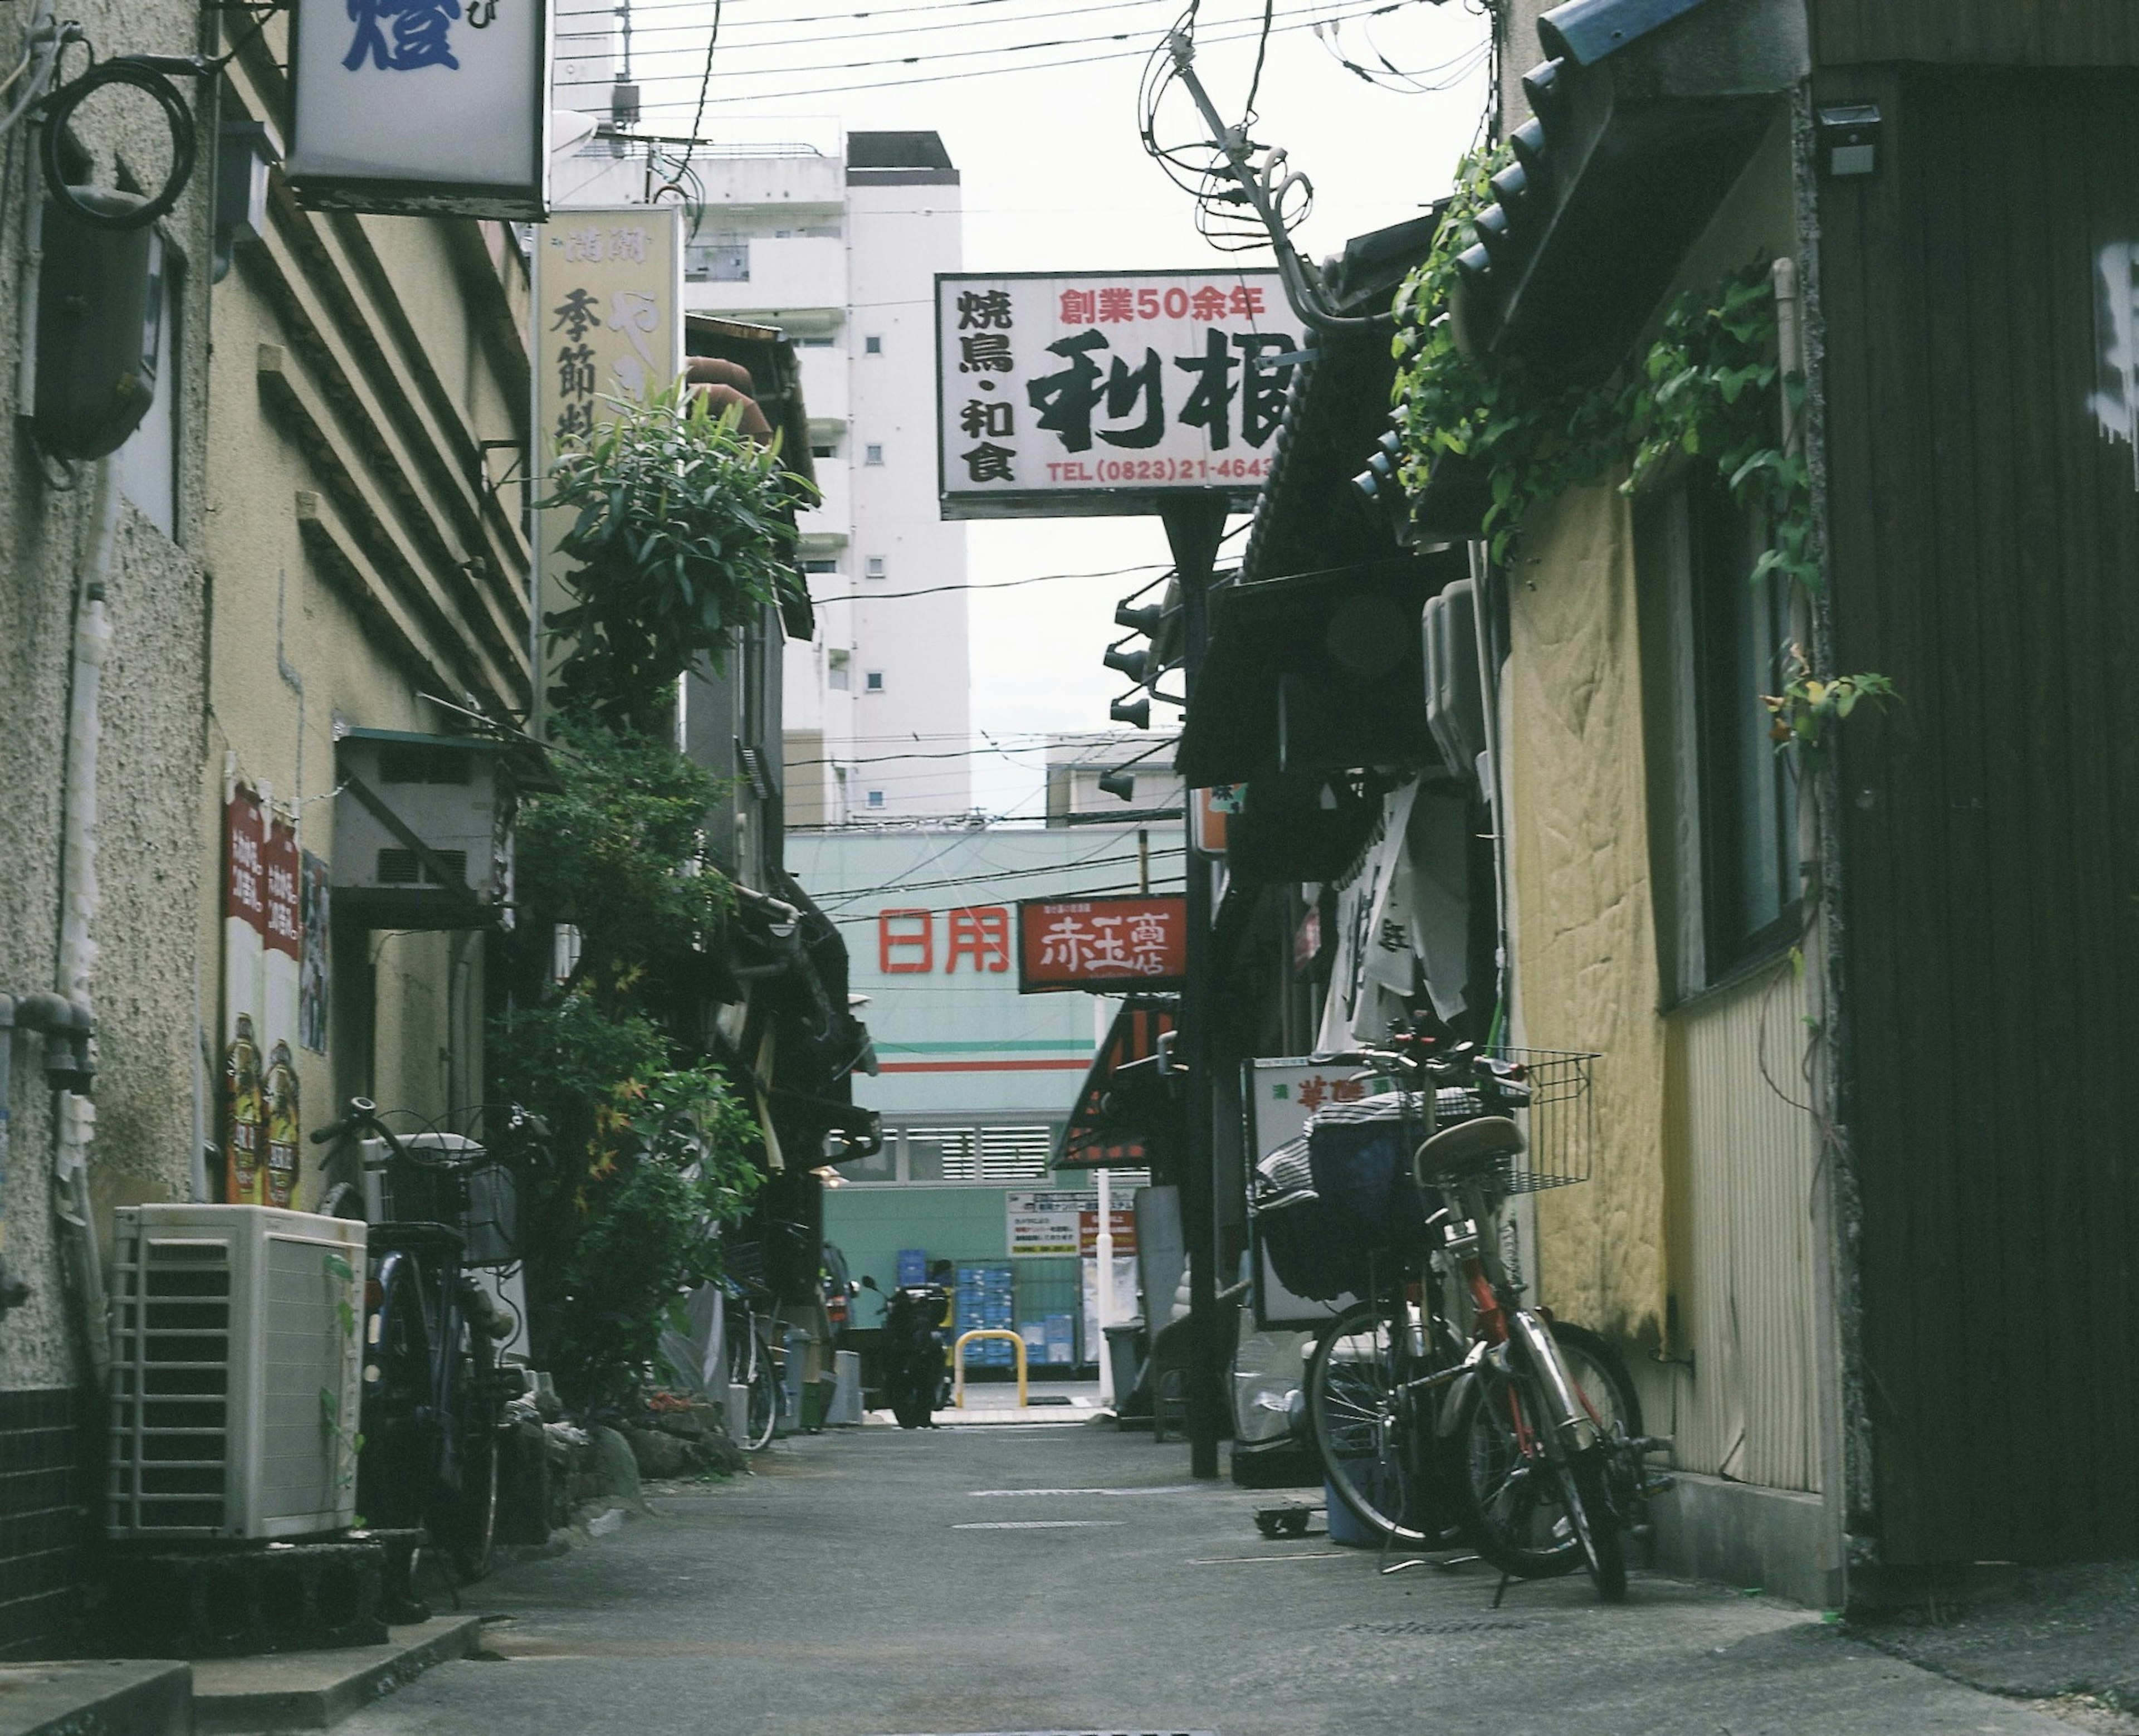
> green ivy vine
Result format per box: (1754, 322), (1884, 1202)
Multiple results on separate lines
(1389, 147), (1893, 755)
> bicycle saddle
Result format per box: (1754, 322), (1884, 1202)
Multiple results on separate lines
(1413, 1115), (1525, 1178)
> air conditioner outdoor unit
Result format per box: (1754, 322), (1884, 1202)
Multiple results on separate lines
(108, 1205), (365, 1541)
(331, 728), (514, 930)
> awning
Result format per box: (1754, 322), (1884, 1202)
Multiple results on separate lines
(1175, 559), (1453, 788)
(1056, 996), (1179, 1171)
(1451, 0), (1806, 384)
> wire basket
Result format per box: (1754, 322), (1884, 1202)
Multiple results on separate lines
(368, 1134), (520, 1267)
(1434, 1048), (1598, 1194)
(720, 1235), (771, 1299)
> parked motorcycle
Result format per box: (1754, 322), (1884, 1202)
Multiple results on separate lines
(863, 1274), (951, 1430)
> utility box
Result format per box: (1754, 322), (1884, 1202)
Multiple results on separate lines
(108, 1205), (365, 1540)
(331, 729), (522, 929)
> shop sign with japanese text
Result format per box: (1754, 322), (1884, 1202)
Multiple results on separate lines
(287, 0), (549, 218)
(1016, 896), (1189, 993)
(529, 207), (683, 735)
(935, 271), (1296, 519)
(1007, 1189), (1095, 1257)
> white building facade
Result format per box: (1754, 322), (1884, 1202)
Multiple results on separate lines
(680, 133), (973, 826)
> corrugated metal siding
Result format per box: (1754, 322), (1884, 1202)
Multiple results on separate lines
(1658, 969), (1823, 1493)
(1821, 65), (2139, 1563)
(1810, 0), (2138, 66)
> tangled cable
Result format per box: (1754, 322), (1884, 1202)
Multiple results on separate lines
(38, 54), (198, 228)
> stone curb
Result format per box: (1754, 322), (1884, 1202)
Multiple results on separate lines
(188, 1615), (481, 1733)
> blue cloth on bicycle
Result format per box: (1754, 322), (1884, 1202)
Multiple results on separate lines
(1306, 1092), (1433, 1242)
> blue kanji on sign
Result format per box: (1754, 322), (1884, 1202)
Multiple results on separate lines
(344, 0), (463, 72)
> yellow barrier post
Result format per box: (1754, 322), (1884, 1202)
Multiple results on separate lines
(950, 1329), (1029, 1409)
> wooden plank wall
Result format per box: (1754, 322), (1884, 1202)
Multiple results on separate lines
(1810, 0), (2137, 66)
(1820, 66), (2139, 1566)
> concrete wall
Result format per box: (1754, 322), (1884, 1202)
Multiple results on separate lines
(0, 0), (216, 1650)
(0, 0), (213, 1394)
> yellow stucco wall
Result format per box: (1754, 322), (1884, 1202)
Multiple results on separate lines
(1507, 475), (1671, 1343)
(194, 144), (530, 1201)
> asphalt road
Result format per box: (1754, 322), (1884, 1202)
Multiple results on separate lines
(338, 1421), (2074, 1736)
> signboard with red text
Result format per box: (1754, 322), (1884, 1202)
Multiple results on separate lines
(935, 271), (1297, 519)
(1015, 896), (1189, 993)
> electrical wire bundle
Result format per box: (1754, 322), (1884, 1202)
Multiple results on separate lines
(1137, 0), (1313, 255)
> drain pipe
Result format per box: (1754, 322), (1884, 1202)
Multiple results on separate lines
(46, 461), (116, 1387)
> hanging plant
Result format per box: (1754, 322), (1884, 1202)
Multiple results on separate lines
(1388, 155), (1894, 757)
(540, 381), (815, 732)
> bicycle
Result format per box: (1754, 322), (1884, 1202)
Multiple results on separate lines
(717, 1236), (786, 1451)
(311, 1097), (528, 1583)
(1295, 1036), (1667, 1602)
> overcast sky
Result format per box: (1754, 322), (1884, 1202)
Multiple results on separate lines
(626, 0), (1494, 815)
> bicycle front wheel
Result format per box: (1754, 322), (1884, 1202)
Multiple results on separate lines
(1453, 1320), (1638, 1584)
(737, 1322), (781, 1450)
(1306, 1299), (1450, 1549)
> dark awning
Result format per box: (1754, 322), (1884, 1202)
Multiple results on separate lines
(1451, 0), (1806, 385)
(1056, 996), (1179, 1171)
(1175, 558), (1454, 788)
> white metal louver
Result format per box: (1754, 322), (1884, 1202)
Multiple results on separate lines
(108, 1205), (364, 1540)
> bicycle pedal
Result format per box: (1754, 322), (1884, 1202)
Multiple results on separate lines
(1639, 1473), (1676, 1497)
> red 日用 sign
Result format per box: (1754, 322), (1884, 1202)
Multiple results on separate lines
(1015, 896), (1189, 993)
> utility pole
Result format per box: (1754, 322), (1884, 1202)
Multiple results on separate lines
(1160, 493), (1228, 1481)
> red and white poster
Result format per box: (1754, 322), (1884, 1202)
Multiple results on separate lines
(1015, 895), (1189, 993)
(222, 786), (303, 1207)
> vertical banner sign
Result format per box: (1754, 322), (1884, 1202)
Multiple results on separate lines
(530, 207), (684, 738)
(934, 270), (1294, 519)
(221, 787), (267, 1206)
(223, 789), (306, 1207)
(286, 0), (550, 218)
(261, 817), (304, 1210)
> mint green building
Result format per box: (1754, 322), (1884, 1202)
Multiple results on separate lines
(787, 825), (1175, 1357)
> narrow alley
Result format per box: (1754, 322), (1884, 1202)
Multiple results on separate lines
(339, 1425), (2068, 1736)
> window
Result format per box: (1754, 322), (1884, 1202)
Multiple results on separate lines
(112, 240), (177, 537)
(864, 670), (885, 693)
(863, 335), (883, 354)
(867, 789), (886, 809)
(904, 1125), (1052, 1184)
(810, 444), (837, 460)
(684, 237), (749, 282)
(828, 648), (851, 690)
(864, 443), (884, 465)
(1638, 475), (1799, 997)
(797, 335), (836, 348)
(865, 555), (886, 579)
(798, 223), (843, 240)
(803, 558), (839, 574)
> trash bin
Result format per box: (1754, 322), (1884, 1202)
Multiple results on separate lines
(1103, 1319), (1145, 1407)
(826, 1349), (863, 1426)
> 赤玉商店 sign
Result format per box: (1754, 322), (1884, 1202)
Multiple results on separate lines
(935, 271), (1297, 518)
(1016, 896), (1189, 993)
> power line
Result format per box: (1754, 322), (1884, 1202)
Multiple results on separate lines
(809, 847), (1188, 905)
(821, 560), (1173, 603)
(624, 0), (1423, 103)
(559, 0), (1195, 54)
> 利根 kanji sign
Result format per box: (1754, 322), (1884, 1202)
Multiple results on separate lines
(935, 271), (1296, 520)
(1016, 896), (1189, 993)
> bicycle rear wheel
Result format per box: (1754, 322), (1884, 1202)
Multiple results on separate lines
(732, 1316), (780, 1450)
(1453, 1321), (1638, 1586)
(431, 1301), (499, 1583)
(1306, 1298), (1452, 1549)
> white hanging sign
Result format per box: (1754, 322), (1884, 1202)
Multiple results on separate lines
(287, 0), (550, 218)
(935, 270), (1297, 520)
